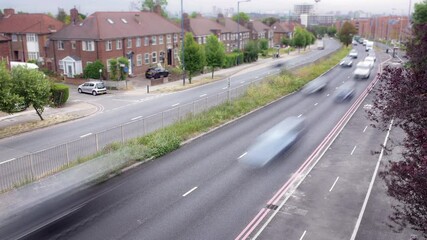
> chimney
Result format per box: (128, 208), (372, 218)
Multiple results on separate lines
(247, 21), (254, 31)
(217, 13), (225, 26)
(183, 13), (190, 31)
(4, 8), (15, 17)
(153, 5), (162, 15)
(70, 7), (79, 25)
(134, 13), (141, 24)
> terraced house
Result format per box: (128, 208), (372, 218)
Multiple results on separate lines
(0, 8), (63, 66)
(49, 8), (181, 78)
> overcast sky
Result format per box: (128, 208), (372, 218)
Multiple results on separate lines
(0, 0), (421, 16)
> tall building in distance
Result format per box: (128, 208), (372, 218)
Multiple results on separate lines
(294, 4), (314, 15)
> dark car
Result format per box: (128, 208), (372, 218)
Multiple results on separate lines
(334, 81), (356, 102)
(302, 76), (328, 94)
(145, 67), (169, 79)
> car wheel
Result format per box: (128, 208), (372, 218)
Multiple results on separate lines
(92, 91), (97, 96)
(164, 73), (169, 77)
(78, 88), (82, 93)
(155, 74), (159, 79)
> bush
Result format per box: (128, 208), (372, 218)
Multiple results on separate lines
(83, 60), (104, 79)
(51, 83), (69, 107)
(222, 52), (244, 68)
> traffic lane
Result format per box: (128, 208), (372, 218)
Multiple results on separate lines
(8, 68), (360, 240)
(257, 92), (387, 240)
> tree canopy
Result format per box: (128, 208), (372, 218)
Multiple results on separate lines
(292, 27), (307, 52)
(232, 12), (250, 24)
(183, 33), (205, 83)
(338, 21), (357, 47)
(205, 34), (225, 79)
(141, 0), (168, 11)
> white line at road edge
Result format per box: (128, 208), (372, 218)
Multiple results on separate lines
(80, 133), (93, 138)
(350, 120), (393, 240)
(351, 146), (357, 155)
(299, 230), (307, 240)
(329, 176), (340, 192)
(199, 94), (207, 97)
(182, 186), (198, 197)
(0, 158), (16, 165)
(172, 103), (180, 107)
(131, 116), (143, 121)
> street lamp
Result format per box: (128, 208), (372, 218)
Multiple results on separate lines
(99, 69), (102, 80)
(237, 0), (250, 51)
(181, 0), (185, 86)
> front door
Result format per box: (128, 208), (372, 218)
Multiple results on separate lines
(67, 64), (73, 78)
(167, 49), (172, 65)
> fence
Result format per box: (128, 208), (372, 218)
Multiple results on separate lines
(0, 46), (341, 192)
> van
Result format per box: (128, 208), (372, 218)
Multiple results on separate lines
(353, 62), (371, 79)
(317, 40), (325, 50)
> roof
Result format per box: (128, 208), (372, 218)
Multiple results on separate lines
(0, 13), (63, 34)
(188, 17), (228, 36)
(50, 11), (181, 41)
(271, 22), (295, 33)
(223, 18), (250, 33)
(251, 20), (271, 32)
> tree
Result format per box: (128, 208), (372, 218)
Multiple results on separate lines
(190, 11), (198, 18)
(293, 27), (307, 52)
(141, 0), (168, 11)
(338, 21), (357, 47)
(0, 62), (24, 113)
(258, 39), (269, 51)
(368, 0), (427, 237)
(243, 40), (259, 63)
(183, 33), (205, 84)
(117, 57), (130, 80)
(108, 59), (119, 80)
(281, 36), (291, 47)
(205, 34), (225, 79)
(232, 12), (250, 25)
(327, 26), (337, 37)
(83, 60), (104, 79)
(10, 67), (51, 120)
(56, 8), (68, 23)
(261, 17), (278, 26)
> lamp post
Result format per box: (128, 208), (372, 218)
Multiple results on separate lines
(99, 69), (102, 80)
(181, 0), (185, 86)
(237, 0), (250, 51)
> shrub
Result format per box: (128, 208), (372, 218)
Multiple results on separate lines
(50, 83), (69, 107)
(83, 60), (104, 79)
(223, 52), (244, 68)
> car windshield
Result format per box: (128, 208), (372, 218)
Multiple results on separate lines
(95, 83), (105, 88)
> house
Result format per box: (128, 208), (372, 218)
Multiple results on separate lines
(271, 21), (296, 46)
(246, 20), (274, 48)
(183, 13), (250, 52)
(0, 8), (64, 66)
(0, 35), (11, 64)
(49, 8), (181, 78)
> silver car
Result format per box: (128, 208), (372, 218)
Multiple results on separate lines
(78, 81), (107, 96)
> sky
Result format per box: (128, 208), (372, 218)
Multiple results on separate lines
(0, 0), (422, 17)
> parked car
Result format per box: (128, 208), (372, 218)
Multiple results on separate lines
(145, 67), (169, 79)
(334, 81), (356, 102)
(349, 49), (358, 58)
(353, 61), (372, 79)
(78, 81), (107, 96)
(340, 57), (353, 67)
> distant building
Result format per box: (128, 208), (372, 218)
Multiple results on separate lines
(271, 21), (296, 46)
(0, 35), (11, 64)
(294, 4), (314, 15)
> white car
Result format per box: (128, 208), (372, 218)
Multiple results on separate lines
(354, 62), (372, 79)
(364, 56), (376, 69)
(78, 81), (107, 96)
(349, 49), (358, 58)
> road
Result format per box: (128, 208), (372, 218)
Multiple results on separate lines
(0, 43), (380, 239)
(0, 38), (341, 162)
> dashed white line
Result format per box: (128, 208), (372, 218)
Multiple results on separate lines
(255, 76), (259, 79)
(131, 116), (143, 121)
(299, 230), (307, 240)
(363, 126), (368, 133)
(80, 133), (93, 138)
(329, 176), (340, 192)
(238, 152), (247, 159)
(172, 103), (180, 107)
(199, 94), (207, 97)
(327, 94), (330, 96)
(314, 103), (318, 106)
(240, 81), (245, 84)
(297, 114), (303, 118)
(348, 76), (351, 79)
(182, 186), (198, 197)
(222, 87), (228, 90)
(351, 146), (357, 155)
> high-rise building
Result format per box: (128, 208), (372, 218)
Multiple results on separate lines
(294, 4), (314, 15)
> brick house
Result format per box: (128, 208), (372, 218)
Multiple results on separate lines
(246, 20), (274, 48)
(0, 8), (63, 66)
(183, 13), (250, 53)
(0, 35), (11, 64)
(49, 8), (181, 78)
(271, 22), (295, 46)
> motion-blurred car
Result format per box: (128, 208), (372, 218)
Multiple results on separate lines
(78, 81), (107, 96)
(145, 67), (169, 79)
(364, 56), (376, 69)
(353, 61), (371, 79)
(239, 116), (306, 168)
(349, 49), (358, 58)
(334, 81), (356, 102)
(302, 77), (328, 94)
(340, 57), (353, 67)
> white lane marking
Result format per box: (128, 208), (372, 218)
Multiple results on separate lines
(363, 126), (368, 133)
(0, 158), (16, 165)
(238, 152), (247, 159)
(348, 76), (351, 79)
(350, 146), (357, 155)
(299, 230), (307, 240)
(327, 94), (330, 96)
(350, 120), (394, 240)
(336, 87), (339, 89)
(172, 103), (180, 107)
(297, 114), (303, 118)
(200, 94), (207, 97)
(255, 76), (259, 79)
(240, 81), (245, 84)
(182, 186), (198, 197)
(222, 87), (228, 90)
(131, 116), (143, 121)
(80, 133), (93, 138)
(329, 176), (340, 192)
(314, 103), (318, 106)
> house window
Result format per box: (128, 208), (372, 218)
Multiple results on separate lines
(26, 33), (37, 42)
(11, 34), (18, 42)
(174, 48), (178, 59)
(167, 34), (172, 44)
(71, 41), (76, 49)
(151, 36), (157, 45)
(203, 36), (206, 44)
(227, 33), (230, 40)
(59, 60), (64, 70)
(127, 38), (132, 48)
(105, 40), (112, 51)
(222, 34), (226, 41)
(198, 37), (202, 44)
(144, 37), (149, 46)
(57, 41), (64, 50)
(159, 35), (164, 44)
(159, 51), (165, 63)
(28, 52), (39, 60)
(151, 51), (157, 63)
(136, 37), (141, 47)
(136, 54), (142, 66)
(116, 40), (122, 50)
(173, 34), (178, 43)
(82, 41), (95, 51)
(144, 53), (150, 64)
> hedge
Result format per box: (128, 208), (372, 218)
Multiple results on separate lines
(51, 83), (69, 107)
